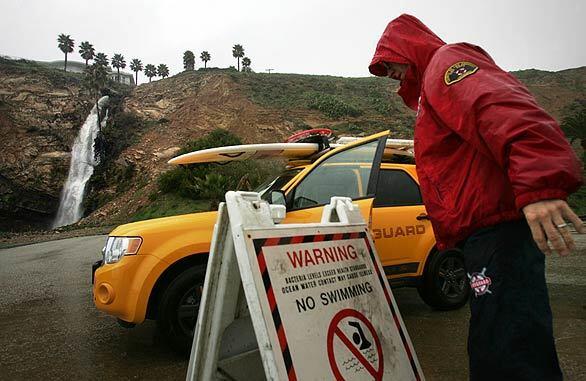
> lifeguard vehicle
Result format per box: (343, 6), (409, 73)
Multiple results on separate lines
(92, 129), (469, 351)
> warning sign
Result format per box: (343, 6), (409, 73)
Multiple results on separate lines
(245, 228), (422, 381)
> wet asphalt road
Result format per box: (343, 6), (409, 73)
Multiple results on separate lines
(0, 235), (584, 380)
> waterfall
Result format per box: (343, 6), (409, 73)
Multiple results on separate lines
(52, 96), (109, 228)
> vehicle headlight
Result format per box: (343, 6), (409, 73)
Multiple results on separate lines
(102, 236), (142, 264)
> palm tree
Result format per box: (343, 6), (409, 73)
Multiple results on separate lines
(94, 52), (109, 68)
(232, 44), (244, 71)
(129, 59), (143, 85)
(144, 64), (157, 82)
(83, 63), (109, 130)
(57, 34), (74, 72)
(157, 64), (169, 79)
(183, 50), (195, 70)
(78, 41), (95, 67)
(241, 57), (251, 72)
(200, 51), (211, 68)
(111, 54), (126, 82)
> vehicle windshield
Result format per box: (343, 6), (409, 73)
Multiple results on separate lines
(255, 168), (303, 200)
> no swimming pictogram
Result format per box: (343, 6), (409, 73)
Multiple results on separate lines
(327, 309), (384, 381)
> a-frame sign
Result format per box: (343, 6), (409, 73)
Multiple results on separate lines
(187, 192), (424, 381)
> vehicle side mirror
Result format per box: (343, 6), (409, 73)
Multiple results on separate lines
(269, 190), (287, 206)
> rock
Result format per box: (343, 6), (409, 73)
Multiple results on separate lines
(13, 91), (31, 101)
(154, 147), (180, 159)
(39, 151), (71, 160)
(155, 99), (171, 109)
(46, 91), (70, 97)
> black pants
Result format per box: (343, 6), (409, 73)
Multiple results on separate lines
(462, 219), (562, 381)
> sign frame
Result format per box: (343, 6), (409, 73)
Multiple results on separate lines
(187, 192), (424, 381)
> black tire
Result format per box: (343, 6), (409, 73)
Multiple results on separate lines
(156, 265), (206, 354)
(417, 249), (469, 310)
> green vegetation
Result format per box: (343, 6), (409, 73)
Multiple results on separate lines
(561, 100), (586, 151)
(144, 64), (157, 82)
(82, 63), (109, 129)
(78, 41), (95, 66)
(330, 120), (414, 138)
(568, 186), (586, 216)
(232, 44), (245, 71)
(157, 63), (170, 78)
(183, 50), (195, 70)
(307, 92), (362, 118)
(231, 73), (399, 114)
(111, 54), (126, 82)
(157, 129), (282, 207)
(131, 194), (210, 222)
(200, 51), (211, 68)
(94, 52), (109, 67)
(84, 105), (152, 215)
(0, 56), (82, 87)
(130, 58), (143, 84)
(229, 72), (411, 135)
(57, 34), (74, 71)
(513, 68), (586, 92)
(242, 57), (251, 73)
(562, 100), (586, 215)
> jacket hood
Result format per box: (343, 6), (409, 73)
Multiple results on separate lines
(369, 14), (445, 110)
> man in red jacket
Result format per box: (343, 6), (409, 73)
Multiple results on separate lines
(369, 14), (583, 381)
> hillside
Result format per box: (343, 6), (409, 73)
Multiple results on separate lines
(0, 58), (584, 231)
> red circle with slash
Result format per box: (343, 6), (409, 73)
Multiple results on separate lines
(327, 309), (384, 381)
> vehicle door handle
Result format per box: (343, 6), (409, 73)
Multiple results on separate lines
(416, 213), (429, 221)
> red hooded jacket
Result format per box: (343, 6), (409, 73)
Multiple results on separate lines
(370, 14), (583, 250)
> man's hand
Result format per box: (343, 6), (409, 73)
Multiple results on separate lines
(522, 199), (585, 256)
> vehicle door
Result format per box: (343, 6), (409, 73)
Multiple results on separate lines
(370, 167), (435, 279)
(283, 137), (386, 224)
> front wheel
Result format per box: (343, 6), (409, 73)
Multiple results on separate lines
(418, 249), (469, 310)
(156, 265), (206, 354)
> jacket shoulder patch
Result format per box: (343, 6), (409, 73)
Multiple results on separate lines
(444, 61), (479, 85)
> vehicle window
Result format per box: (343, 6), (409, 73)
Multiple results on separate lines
(291, 140), (379, 209)
(255, 168), (303, 201)
(374, 169), (422, 207)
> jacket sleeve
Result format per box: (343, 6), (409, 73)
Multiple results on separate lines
(423, 44), (583, 210)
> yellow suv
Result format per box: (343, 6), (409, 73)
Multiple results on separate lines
(92, 131), (469, 351)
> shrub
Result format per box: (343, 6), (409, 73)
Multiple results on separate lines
(306, 92), (362, 118)
(158, 129), (282, 204)
(178, 128), (242, 155)
(568, 185), (586, 216)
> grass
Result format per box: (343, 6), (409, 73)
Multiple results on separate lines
(0, 56), (83, 87)
(513, 67), (586, 92)
(131, 193), (211, 222)
(230, 72), (408, 118)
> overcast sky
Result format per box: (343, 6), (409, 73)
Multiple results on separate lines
(1, 0), (584, 83)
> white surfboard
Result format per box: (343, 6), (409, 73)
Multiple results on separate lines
(168, 143), (320, 165)
(168, 138), (415, 165)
